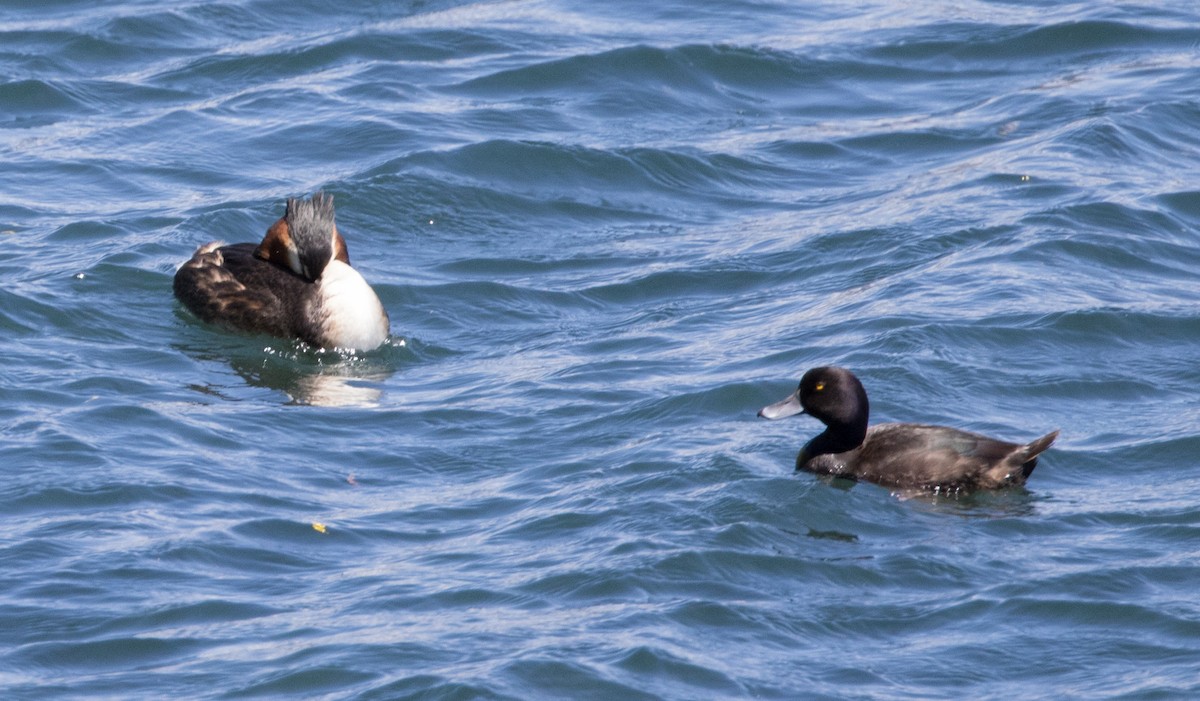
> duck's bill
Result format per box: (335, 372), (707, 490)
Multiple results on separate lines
(758, 391), (805, 420)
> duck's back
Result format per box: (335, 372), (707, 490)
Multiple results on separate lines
(805, 423), (1058, 490)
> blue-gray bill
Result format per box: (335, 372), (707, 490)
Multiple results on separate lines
(757, 391), (804, 420)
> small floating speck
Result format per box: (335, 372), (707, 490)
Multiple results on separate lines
(1020, 175), (1031, 182)
(312, 522), (328, 534)
(428, 219), (435, 225)
(74, 272), (86, 279)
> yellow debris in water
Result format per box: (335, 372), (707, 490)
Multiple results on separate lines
(312, 522), (328, 534)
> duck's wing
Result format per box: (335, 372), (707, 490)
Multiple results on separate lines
(856, 424), (1058, 490)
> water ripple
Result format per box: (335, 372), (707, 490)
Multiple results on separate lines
(3, 2), (1200, 700)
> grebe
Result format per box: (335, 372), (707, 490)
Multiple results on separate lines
(174, 193), (389, 351)
(758, 366), (1058, 490)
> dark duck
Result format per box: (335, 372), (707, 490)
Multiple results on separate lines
(174, 193), (389, 351)
(758, 366), (1058, 491)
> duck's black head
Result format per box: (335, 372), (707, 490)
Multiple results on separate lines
(797, 366), (869, 431)
(759, 365), (871, 446)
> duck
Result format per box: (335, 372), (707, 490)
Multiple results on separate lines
(173, 192), (389, 351)
(758, 366), (1058, 491)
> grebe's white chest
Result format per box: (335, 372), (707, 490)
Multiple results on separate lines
(312, 259), (389, 351)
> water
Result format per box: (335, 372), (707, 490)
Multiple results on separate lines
(3, 1), (1199, 698)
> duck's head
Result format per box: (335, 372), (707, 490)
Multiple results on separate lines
(255, 192), (351, 282)
(758, 366), (870, 431)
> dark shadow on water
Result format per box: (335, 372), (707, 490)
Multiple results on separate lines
(804, 527), (859, 543)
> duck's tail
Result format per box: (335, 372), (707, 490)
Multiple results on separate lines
(1018, 429), (1060, 479)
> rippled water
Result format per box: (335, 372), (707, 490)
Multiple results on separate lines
(3, 1), (1200, 698)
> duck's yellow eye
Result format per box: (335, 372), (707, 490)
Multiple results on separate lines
(815, 381), (825, 391)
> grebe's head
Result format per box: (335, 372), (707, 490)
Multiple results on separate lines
(255, 192), (351, 282)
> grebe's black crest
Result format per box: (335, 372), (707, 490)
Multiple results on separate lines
(285, 192), (337, 282)
(759, 366), (1058, 491)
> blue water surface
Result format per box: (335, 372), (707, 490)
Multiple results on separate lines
(2, 1), (1199, 699)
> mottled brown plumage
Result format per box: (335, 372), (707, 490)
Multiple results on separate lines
(174, 242), (316, 342)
